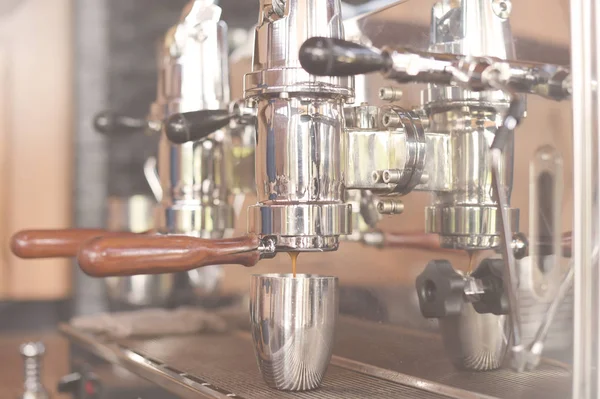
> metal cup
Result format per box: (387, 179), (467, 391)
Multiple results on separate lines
(439, 304), (510, 371)
(249, 273), (338, 391)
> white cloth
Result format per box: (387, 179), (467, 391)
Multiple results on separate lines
(71, 307), (229, 338)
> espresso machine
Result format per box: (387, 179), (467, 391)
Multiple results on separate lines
(10, 0), (594, 397)
(11, 0), (255, 296)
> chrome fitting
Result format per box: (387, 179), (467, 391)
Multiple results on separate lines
(377, 199), (404, 215)
(426, 205), (520, 250)
(379, 86), (403, 102)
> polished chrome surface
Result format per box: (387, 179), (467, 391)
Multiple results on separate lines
(155, 0), (235, 237)
(438, 305), (509, 371)
(244, 0), (353, 98)
(245, 0), (354, 252)
(490, 148), (523, 371)
(106, 195), (155, 233)
(143, 156), (163, 202)
(253, 98), (346, 204)
(162, 0), (229, 112)
(229, 123), (256, 195)
(157, 201), (234, 237)
(426, 205), (520, 249)
(342, 190), (381, 243)
(249, 203), (351, 251)
(20, 342), (49, 399)
(104, 272), (176, 308)
(424, 0), (515, 105)
(345, 104), (427, 195)
(105, 196), (178, 308)
(250, 274), (339, 391)
(248, 96), (352, 250)
(570, 0), (598, 395)
(423, 105), (517, 250)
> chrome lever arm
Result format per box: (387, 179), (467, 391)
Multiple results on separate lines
(491, 148), (525, 371)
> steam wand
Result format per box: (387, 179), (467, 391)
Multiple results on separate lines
(298, 37), (571, 101)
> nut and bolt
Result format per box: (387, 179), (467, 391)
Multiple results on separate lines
(372, 170), (383, 184)
(377, 199), (405, 215)
(382, 112), (401, 128)
(382, 169), (403, 185)
(379, 87), (403, 102)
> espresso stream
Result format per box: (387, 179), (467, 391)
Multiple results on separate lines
(289, 252), (299, 277)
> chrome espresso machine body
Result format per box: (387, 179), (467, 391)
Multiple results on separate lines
(11, 0), (592, 398)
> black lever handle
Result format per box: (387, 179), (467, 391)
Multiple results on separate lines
(93, 110), (147, 135)
(299, 37), (390, 77)
(165, 110), (232, 144)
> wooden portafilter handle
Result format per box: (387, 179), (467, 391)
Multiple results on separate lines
(77, 234), (262, 277)
(10, 229), (141, 259)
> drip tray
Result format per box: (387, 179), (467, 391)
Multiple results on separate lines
(59, 318), (572, 399)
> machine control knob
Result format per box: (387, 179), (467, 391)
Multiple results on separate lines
(471, 258), (509, 315)
(165, 110), (232, 144)
(415, 260), (465, 318)
(57, 370), (102, 399)
(93, 110), (148, 135)
(299, 37), (390, 77)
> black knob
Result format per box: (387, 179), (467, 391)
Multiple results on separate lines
(58, 371), (102, 398)
(471, 258), (509, 316)
(415, 260), (465, 318)
(93, 110), (147, 135)
(165, 109), (232, 144)
(491, 95), (526, 151)
(299, 37), (391, 77)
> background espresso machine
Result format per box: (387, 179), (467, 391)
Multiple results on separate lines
(9, 0), (592, 398)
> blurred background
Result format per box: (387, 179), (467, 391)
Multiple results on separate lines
(0, 0), (571, 396)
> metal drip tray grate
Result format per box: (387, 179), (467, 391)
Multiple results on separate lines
(119, 334), (452, 399)
(332, 318), (572, 399)
(60, 317), (572, 399)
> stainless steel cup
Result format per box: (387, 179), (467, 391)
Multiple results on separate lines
(249, 273), (338, 391)
(439, 304), (510, 371)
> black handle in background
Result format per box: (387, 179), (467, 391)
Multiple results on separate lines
(299, 37), (390, 77)
(165, 109), (232, 144)
(93, 110), (148, 135)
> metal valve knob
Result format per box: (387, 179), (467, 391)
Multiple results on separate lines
(20, 341), (49, 399)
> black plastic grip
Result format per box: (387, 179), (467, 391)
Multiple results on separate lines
(491, 95), (526, 151)
(93, 111), (147, 135)
(165, 110), (232, 144)
(299, 37), (390, 77)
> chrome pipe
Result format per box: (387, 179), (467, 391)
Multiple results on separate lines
(571, 0), (599, 396)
